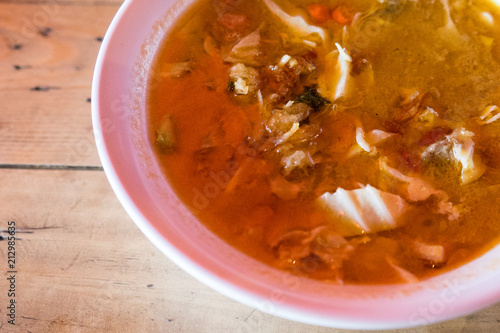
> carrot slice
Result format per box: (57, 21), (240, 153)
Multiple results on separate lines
(307, 4), (331, 24)
(332, 6), (352, 25)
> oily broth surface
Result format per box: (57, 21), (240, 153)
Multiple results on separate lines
(148, 0), (500, 284)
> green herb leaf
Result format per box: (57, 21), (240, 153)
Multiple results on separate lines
(295, 86), (331, 112)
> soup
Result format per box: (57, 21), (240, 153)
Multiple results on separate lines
(148, 0), (500, 284)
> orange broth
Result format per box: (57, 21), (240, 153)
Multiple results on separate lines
(148, 0), (500, 284)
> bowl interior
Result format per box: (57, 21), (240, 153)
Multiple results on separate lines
(92, 0), (500, 329)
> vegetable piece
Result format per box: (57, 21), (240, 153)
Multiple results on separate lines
(413, 241), (445, 264)
(355, 127), (372, 153)
(280, 150), (313, 176)
(224, 27), (262, 66)
(332, 6), (352, 25)
(155, 115), (176, 153)
(450, 129), (486, 184)
(346, 126), (381, 158)
(318, 43), (353, 101)
(379, 158), (460, 220)
(307, 4), (331, 24)
(366, 129), (396, 145)
(317, 185), (409, 237)
(379, 158), (440, 202)
(228, 63), (259, 95)
(437, 0), (462, 44)
(477, 105), (500, 125)
(204, 35), (219, 55)
(160, 62), (192, 78)
(423, 128), (486, 184)
(490, 0), (500, 8)
(262, 0), (327, 42)
(295, 86), (331, 111)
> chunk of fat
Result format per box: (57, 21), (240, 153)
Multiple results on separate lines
(317, 185), (408, 237)
(262, 0), (327, 42)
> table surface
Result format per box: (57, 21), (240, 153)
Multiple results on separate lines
(0, 0), (499, 332)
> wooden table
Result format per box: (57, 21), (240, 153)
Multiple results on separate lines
(0, 0), (499, 332)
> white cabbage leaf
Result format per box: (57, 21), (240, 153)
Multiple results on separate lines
(423, 128), (486, 185)
(477, 105), (500, 125)
(225, 27), (262, 66)
(262, 0), (327, 43)
(450, 129), (487, 184)
(318, 44), (353, 102)
(379, 158), (460, 220)
(317, 185), (409, 237)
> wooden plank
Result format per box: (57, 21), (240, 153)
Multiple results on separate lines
(0, 170), (499, 332)
(0, 3), (121, 166)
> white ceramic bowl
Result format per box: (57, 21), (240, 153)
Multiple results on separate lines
(92, 0), (500, 329)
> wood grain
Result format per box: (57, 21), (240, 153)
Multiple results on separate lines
(0, 0), (499, 332)
(0, 3), (119, 166)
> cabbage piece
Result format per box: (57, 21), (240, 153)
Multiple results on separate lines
(413, 241), (445, 263)
(204, 35), (219, 55)
(225, 27), (262, 66)
(423, 128), (486, 185)
(155, 115), (176, 153)
(262, 0), (327, 43)
(379, 158), (460, 220)
(346, 127), (372, 158)
(332, 43), (353, 100)
(318, 43), (353, 102)
(491, 0), (500, 7)
(317, 185), (409, 237)
(450, 129), (487, 184)
(437, 0), (461, 42)
(366, 129), (397, 145)
(379, 158), (440, 202)
(477, 105), (500, 125)
(346, 126), (392, 158)
(160, 62), (192, 78)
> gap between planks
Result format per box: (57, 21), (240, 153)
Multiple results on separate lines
(0, 164), (103, 171)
